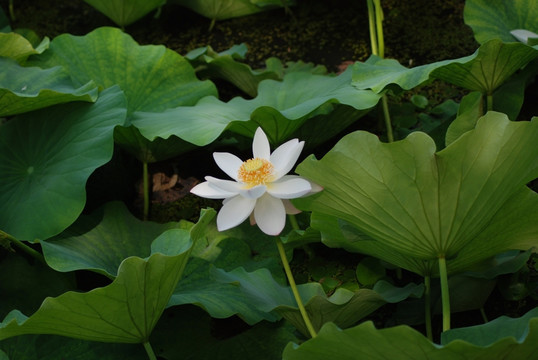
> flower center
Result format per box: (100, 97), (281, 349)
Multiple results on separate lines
(238, 158), (274, 187)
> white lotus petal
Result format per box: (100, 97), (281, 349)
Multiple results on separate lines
(254, 194), (286, 235)
(267, 177), (311, 199)
(510, 29), (538, 44)
(252, 127), (271, 160)
(190, 181), (235, 199)
(270, 139), (304, 179)
(283, 199), (301, 214)
(217, 195), (256, 231)
(205, 176), (242, 194)
(238, 184), (267, 199)
(213, 152), (243, 181)
(307, 180), (323, 194)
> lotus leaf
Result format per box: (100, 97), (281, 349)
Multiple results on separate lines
(295, 112), (538, 261)
(41, 201), (193, 277)
(464, 0), (538, 44)
(0, 86), (126, 241)
(84, 0), (166, 27)
(0, 32), (48, 63)
(353, 40), (538, 96)
(0, 209), (214, 343)
(0, 58), (98, 117)
(26, 26), (217, 161)
(132, 68), (381, 147)
(283, 308), (538, 359)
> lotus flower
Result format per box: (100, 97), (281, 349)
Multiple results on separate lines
(191, 127), (320, 235)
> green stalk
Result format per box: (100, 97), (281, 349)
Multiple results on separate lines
(424, 275), (433, 341)
(486, 93), (493, 112)
(1, 230), (46, 266)
(143, 341), (157, 360)
(381, 95), (394, 142)
(373, 0), (385, 58)
(288, 214), (300, 231)
(9, 0), (15, 21)
(438, 255), (451, 332)
(480, 307), (489, 323)
(366, 0), (378, 56)
(275, 237), (317, 338)
(143, 161), (149, 221)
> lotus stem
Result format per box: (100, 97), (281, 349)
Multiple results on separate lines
(275, 236), (317, 338)
(373, 0), (385, 58)
(381, 96), (394, 142)
(486, 93), (493, 112)
(438, 255), (451, 332)
(366, 0), (378, 56)
(143, 161), (149, 220)
(424, 275), (433, 341)
(480, 307), (488, 323)
(288, 214), (300, 231)
(366, 0), (393, 142)
(9, 0), (15, 21)
(1, 230), (47, 266)
(143, 341), (157, 360)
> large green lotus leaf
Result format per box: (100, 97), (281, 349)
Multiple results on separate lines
(0, 32), (48, 63)
(27, 26), (216, 162)
(132, 69), (381, 147)
(430, 39), (538, 94)
(312, 188), (538, 278)
(41, 201), (192, 277)
(28, 27), (216, 115)
(446, 186), (538, 274)
(353, 40), (538, 94)
(295, 112), (538, 261)
(0, 209), (214, 343)
(0, 334), (145, 359)
(0, 58), (97, 117)
(311, 212), (436, 276)
(151, 306), (300, 360)
(84, 0), (165, 27)
(283, 309), (538, 359)
(0, 86), (126, 242)
(185, 43), (279, 97)
(352, 54), (473, 93)
(464, 0), (538, 44)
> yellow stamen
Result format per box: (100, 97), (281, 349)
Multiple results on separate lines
(238, 158), (274, 187)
